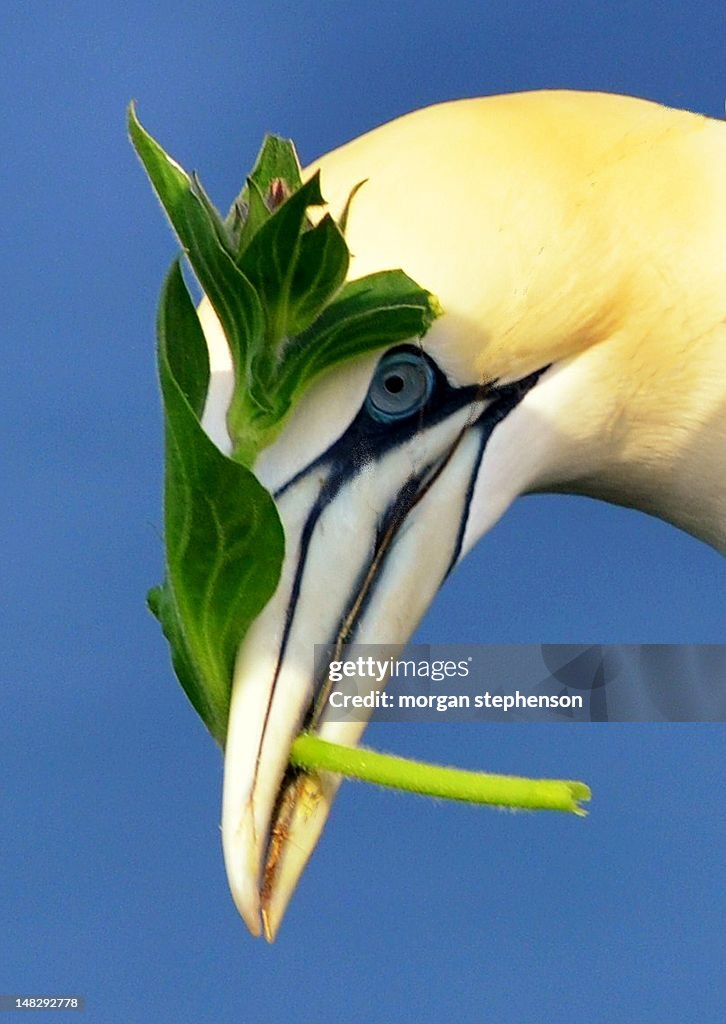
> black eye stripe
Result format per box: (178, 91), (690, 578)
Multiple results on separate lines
(274, 346), (480, 498)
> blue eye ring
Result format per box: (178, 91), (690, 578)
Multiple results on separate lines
(365, 349), (435, 423)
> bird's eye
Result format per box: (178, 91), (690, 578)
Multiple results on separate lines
(365, 350), (435, 422)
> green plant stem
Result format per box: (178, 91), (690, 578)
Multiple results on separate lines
(290, 734), (591, 816)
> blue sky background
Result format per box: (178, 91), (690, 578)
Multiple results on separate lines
(2, 2), (725, 1021)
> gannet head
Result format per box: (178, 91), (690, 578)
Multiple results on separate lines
(200, 90), (726, 938)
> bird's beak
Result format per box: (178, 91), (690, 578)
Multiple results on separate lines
(217, 352), (547, 939)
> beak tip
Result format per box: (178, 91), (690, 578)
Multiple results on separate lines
(226, 872), (263, 938)
(244, 913), (264, 940)
(221, 814), (265, 939)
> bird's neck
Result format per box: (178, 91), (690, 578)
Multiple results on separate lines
(532, 319), (726, 552)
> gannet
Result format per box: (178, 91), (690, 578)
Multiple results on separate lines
(197, 90), (726, 939)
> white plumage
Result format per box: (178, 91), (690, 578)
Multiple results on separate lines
(197, 91), (726, 937)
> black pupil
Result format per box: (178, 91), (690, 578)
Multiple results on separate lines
(384, 373), (405, 395)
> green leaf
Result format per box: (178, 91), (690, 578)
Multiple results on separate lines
(248, 134), (303, 196)
(152, 261), (284, 743)
(286, 214), (349, 336)
(128, 103), (231, 259)
(190, 171), (235, 253)
(279, 271), (439, 401)
(130, 106), (442, 466)
(161, 266), (210, 418)
(233, 178), (272, 258)
(226, 136), (304, 258)
(236, 173), (325, 350)
(128, 104), (274, 441)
